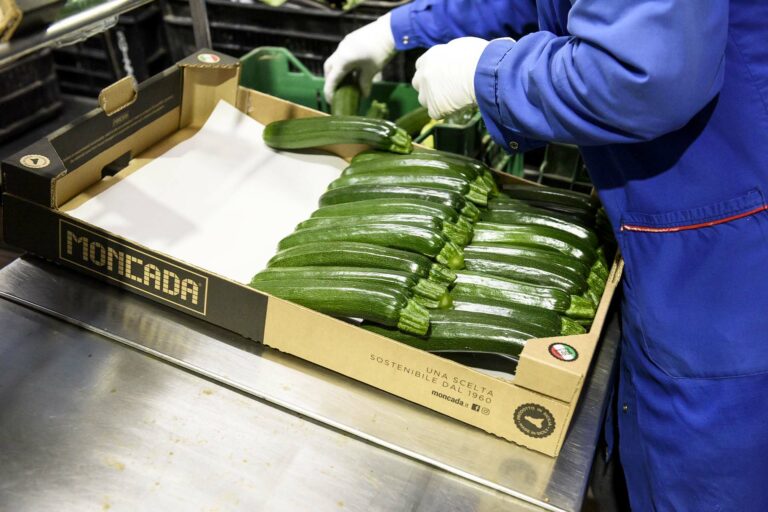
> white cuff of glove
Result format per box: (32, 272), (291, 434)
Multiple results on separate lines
(412, 37), (491, 120)
(323, 13), (396, 103)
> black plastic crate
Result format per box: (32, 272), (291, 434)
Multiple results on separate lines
(0, 70), (62, 144)
(53, 3), (173, 96)
(161, 0), (421, 82)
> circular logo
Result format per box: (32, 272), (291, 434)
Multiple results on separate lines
(19, 154), (50, 169)
(548, 342), (579, 362)
(197, 53), (221, 64)
(514, 403), (556, 439)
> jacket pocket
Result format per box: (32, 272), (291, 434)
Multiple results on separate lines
(620, 188), (768, 379)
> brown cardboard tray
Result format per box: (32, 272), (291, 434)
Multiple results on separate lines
(1, 50), (623, 456)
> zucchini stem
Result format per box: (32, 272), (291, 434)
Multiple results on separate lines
(414, 278), (448, 301)
(560, 316), (587, 335)
(397, 300), (431, 335)
(436, 241), (465, 270)
(565, 295), (597, 320)
(429, 263), (457, 286)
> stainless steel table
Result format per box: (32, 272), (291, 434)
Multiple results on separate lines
(0, 257), (620, 511)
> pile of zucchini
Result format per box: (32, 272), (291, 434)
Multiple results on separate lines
(258, 116), (614, 372)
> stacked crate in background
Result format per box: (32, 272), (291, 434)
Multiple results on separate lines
(53, 2), (173, 97)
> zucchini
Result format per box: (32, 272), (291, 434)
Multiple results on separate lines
(277, 223), (465, 270)
(331, 75), (361, 116)
(365, 100), (389, 119)
(343, 154), (482, 183)
(465, 243), (591, 277)
(319, 184), (481, 221)
(251, 278), (429, 335)
(296, 213), (468, 246)
(489, 197), (595, 227)
(480, 209), (600, 247)
(251, 266), (451, 308)
(328, 172), (488, 206)
(348, 152), (496, 195)
(263, 116), (412, 154)
(363, 310), (536, 358)
(464, 255), (588, 295)
(411, 148), (499, 195)
(309, 198), (474, 236)
(266, 241), (456, 286)
(500, 184), (599, 211)
(472, 222), (598, 264)
(452, 271), (596, 319)
(394, 106), (431, 136)
(450, 293), (586, 336)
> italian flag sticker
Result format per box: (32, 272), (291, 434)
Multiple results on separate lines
(549, 342), (578, 362)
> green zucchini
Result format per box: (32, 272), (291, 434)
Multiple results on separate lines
(500, 184), (599, 211)
(394, 106), (431, 136)
(464, 255), (588, 295)
(310, 197), (474, 234)
(328, 172), (488, 206)
(319, 184), (481, 221)
(331, 75), (361, 116)
(296, 213), (468, 246)
(343, 154), (482, 182)
(364, 100), (389, 119)
(450, 293), (586, 336)
(472, 222), (598, 264)
(452, 271), (596, 319)
(465, 243), (591, 277)
(349, 152), (497, 195)
(277, 223), (465, 270)
(251, 265), (451, 308)
(489, 196), (595, 227)
(363, 309), (537, 358)
(410, 148), (499, 195)
(480, 209), (600, 247)
(263, 116), (412, 154)
(251, 278), (429, 335)
(266, 241), (456, 286)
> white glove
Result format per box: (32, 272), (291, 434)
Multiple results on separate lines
(412, 37), (490, 120)
(323, 13), (396, 103)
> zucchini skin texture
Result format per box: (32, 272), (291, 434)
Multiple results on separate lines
(480, 209), (599, 247)
(277, 223), (465, 270)
(395, 106), (431, 135)
(472, 222), (598, 264)
(251, 278), (429, 335)
(489, 197), (595, 227)
(465, 243), (591, 278)
(363, 310), (534, 358)
(452, 271), (572, 313)
(328, 172), (488, 206)
(263, 116), (412, 154)
(310, 198), (474, 233)
(319, 184), (480, 221)
(266, 241), (456, 285)
(311, 197), (461, 223)
(500, 184), (599, 211)
(331, 80), (361, 116)
(297, 214), (468, 246)
(463, 256), (588, 295)
(449, 291), (571, 336)
(251, 265), (449, 305)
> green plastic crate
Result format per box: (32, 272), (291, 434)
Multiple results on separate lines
(239, 46), (419, 120)
(239, 46), (484, 157)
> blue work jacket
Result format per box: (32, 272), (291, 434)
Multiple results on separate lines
(391, 1), (768, 510)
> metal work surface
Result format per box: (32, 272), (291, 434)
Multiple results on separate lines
(0, 0), (154, 66)
(0, 258), (621, 511)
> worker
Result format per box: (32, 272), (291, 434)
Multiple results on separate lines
(324, 1), (768, 510)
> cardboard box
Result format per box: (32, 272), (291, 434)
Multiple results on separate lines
(1, 50), (623, 456)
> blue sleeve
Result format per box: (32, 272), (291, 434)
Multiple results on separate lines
(390, 0), (538, 50)
(473, 0), (728, 152)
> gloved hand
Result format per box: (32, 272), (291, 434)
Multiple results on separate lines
(412, 37), (491, 120)
(323, 13), (396, 103)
